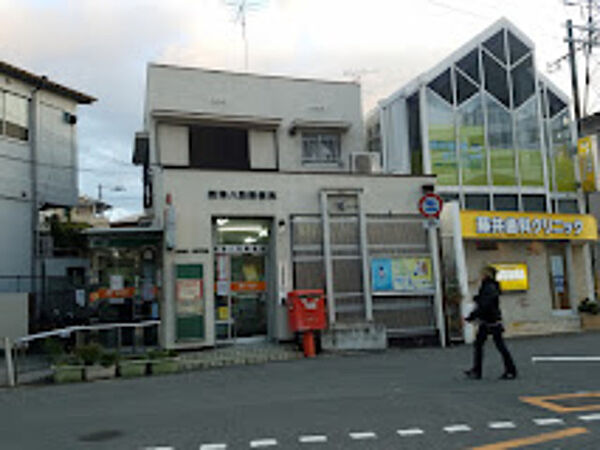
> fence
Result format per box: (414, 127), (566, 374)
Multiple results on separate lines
(3, 320), (160, 387)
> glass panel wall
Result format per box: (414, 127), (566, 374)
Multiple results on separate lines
(426, 89), (457, 185)
(486, 94), (515, 185)
(516, 97), (544, 186)
(550, 110), (576, 192)
(458, 93), (486, 185)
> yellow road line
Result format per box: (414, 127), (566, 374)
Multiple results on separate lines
(520, 392), (600, 413)
(469, 427), (589, 450)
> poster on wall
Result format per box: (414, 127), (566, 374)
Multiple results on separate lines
(371, 257), (434, 292)
(175, 264), (205, 341)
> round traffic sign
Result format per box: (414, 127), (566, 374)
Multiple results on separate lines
(418, 193), (443, 218)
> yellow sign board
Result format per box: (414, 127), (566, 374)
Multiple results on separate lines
(492, 263), (528, 291)
(578, 136), (597, 192)
(461, 210), (597, 241)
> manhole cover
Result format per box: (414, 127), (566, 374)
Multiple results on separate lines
(78, 430), (123, 442)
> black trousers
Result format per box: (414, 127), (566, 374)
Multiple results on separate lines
(472, 323), (516, 376)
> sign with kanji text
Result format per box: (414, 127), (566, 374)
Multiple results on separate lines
(461, 210), (597, 241)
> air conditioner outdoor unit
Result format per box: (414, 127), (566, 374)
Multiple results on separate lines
(350, 152), (381, 174)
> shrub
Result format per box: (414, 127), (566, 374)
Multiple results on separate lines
(43, 338), (65, 363)
(99, 351), (118, 368)
(578, 298), (599, 315)
(75, 343), (103, 366)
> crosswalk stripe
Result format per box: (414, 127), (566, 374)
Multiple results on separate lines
(299, 435), (327, 443)
(397, 428), (425, 436)
(489, 421), (516, 429)
(349, 431), (377, 440)
(534, 418), (564, 426)
(579, 413), (600, 421)
(444, 424), (472, 433)
(200, 444), (227, 450)
(250, 438), (277, 448)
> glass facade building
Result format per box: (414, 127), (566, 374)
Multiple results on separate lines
(371, 19), (580, 213)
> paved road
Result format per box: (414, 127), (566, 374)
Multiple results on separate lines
(2, 333), (600, 449)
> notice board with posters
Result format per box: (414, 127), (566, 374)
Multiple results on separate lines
(371, 256), (434, 293)
(175, 264), (205, 341)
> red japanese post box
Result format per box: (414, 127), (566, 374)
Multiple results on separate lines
(287, 289), (327, 333)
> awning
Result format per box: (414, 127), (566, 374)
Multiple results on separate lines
(288, 119), (352, 135)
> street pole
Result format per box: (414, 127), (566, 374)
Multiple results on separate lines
(567, 19), (582, 131)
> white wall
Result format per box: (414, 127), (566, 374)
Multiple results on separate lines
(160, 170), (435, 348)
(145, 65), (364, 173)
(0, 293), (28, 345)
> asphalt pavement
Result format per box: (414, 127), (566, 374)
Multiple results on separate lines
(2, 332), (600, 449)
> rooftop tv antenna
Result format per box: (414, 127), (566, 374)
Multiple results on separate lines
(226, 0), (264, 70)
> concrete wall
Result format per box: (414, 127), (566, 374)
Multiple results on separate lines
(160, 170), (435, 348)
(145, 65), (364, 174)
(0, 293), (28, 345)
(0, 198), (32, 292)
(464, 240), (582, 336)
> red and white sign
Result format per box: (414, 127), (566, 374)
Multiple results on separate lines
(418, 193), (443, 218)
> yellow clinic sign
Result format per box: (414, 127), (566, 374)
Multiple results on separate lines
(578, 136), (597, 192)
(492, 263), (528, 291)
(461, 210), (597, 241)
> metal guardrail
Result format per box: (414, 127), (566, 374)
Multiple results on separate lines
(3, 320), (161, 387)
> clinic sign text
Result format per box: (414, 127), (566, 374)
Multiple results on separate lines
(460, 210), (598, 241)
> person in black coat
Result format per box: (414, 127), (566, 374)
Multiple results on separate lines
(464, 266), (517, 380)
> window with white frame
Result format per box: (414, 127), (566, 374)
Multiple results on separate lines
(301, 132), (341, 164)
(2, 91), (29, 141)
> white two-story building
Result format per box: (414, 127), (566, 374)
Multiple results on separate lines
(134, 64), (445, 350)
(0, 60), (94, 331)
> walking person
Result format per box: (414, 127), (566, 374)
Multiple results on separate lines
(464, 266), (517, 380)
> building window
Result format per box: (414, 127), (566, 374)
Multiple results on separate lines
(301, 132), (341, 164)
(1, 92), (29, 141)
(189, 125), (249, 170)
(465, 194), (490, 210)
(407, 92), (423, 175)
(522, 194), (546, 212)
(440, 193), (459, 203)
(494, 194), (518, 211)
(557, 199), (578, 214)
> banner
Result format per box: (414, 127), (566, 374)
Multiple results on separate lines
(578, 136), (597, 192)
(371, 257), (434, 292)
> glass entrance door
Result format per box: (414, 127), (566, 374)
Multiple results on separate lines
(548, 244), (570, 310)
(213, 218), (271, 343)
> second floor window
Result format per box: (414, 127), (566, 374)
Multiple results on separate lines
(1, 91), (29, 142)
(302, 132), (341, 164)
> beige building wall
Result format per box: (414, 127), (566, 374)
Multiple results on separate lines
(464, 240), (582, 336)
(0, 293), (28, 346)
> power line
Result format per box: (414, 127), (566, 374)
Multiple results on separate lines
(0, 151), (138, 173)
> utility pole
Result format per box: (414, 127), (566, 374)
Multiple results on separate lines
(567, 19), (582, 128)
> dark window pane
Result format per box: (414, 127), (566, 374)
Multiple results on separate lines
(440, 193), (459, 203)
(456, 70), (478, 104)
(483, 30), (507, 64)
(189, 125), (249, 170)
(522, 195), (546, 212)
(456, 49), (480, 84)
(547, 89), (567, 117)
(511, 55), (535, 107)
(507, 30), (529, 64)
(465, 194), (490, 210)
(494, 194), (518, 211)
(483, 52), (510, 107)
(539, 83), (548, 118)
(428, 68), (452, 104)
(5, 122), (28, 141)
(407, 92), (423, 175)
(557, 199), (578, 214)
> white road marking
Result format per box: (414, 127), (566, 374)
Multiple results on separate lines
(200, 444), (227, 450)
(299, 435), (327, 443)
(534, 418), (565, 426)
(532, 356), (600, 363)
(579, 413), (600, 421)
(443, 424), (472, 433)
(349, 431), (377, 440)
(488, 421), (516, 429)
(144, 447), (174, 450)
(397, 428), (425, 436)
(250, 438), (278, 448)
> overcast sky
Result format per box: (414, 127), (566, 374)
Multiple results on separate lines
(0, 0), (592, 220)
